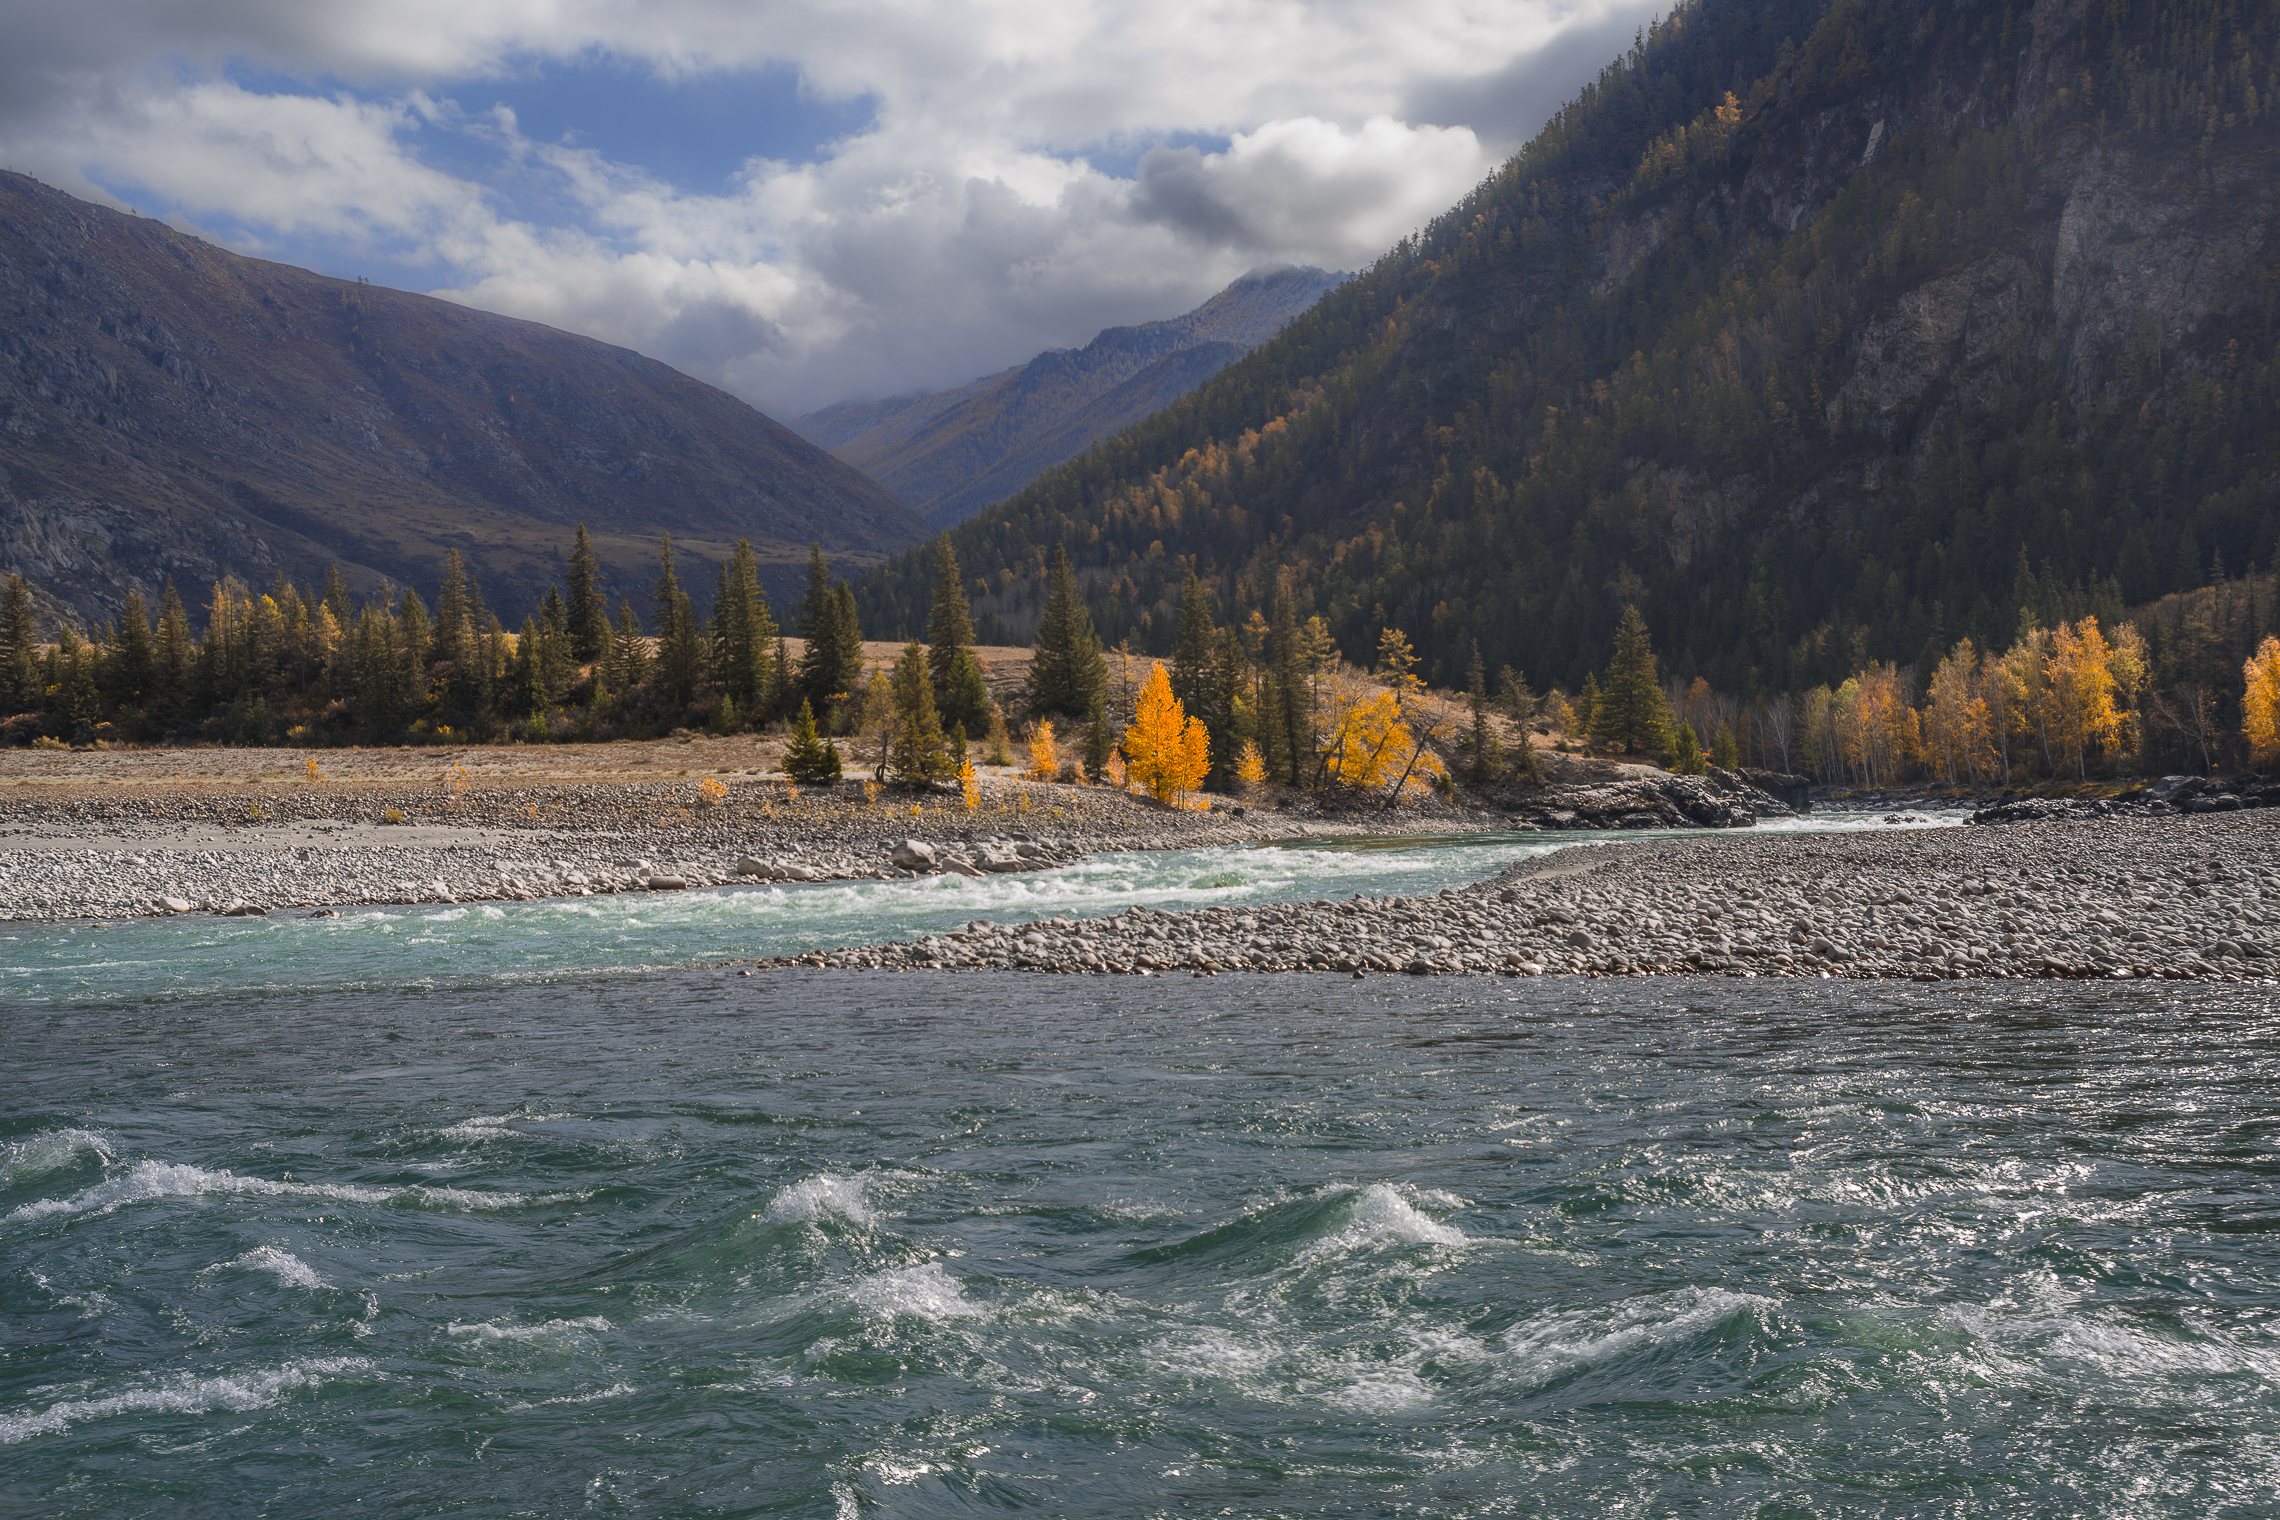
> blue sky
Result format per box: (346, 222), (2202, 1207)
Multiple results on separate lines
(2, 0), (1663, 416)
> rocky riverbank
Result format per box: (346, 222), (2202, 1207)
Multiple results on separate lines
(752, 811), (2279, 981)
(0, 764), (1509, 922)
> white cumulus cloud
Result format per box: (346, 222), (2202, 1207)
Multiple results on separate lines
(0, 0), (1667, 415)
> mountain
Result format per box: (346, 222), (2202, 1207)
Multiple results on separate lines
(795, 266), (1345, 526)
(0, 172), (928, 629)
(854, 0), (2280, 696)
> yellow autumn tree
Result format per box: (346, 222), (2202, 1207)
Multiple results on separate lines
(1326, 688), (1412, 789)
(1027, 719), (1057, 781)
(2045, 617), (2125, 778)
(2246, 635), (2280, 766)
(1122, 662), (1210, 804)
(1233, 739), (1268, 789)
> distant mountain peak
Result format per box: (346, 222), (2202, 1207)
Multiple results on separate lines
(793, 267), (1346, 526)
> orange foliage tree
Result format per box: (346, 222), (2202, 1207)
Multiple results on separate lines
(1122, 662), (1210, 803)
(2246, 635), (2280, 766)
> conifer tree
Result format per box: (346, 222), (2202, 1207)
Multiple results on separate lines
(1574, 673), (1601, 743)
(321, 564), (353, 627)
(1083, 694), (1115, 781)
(925, 538), (991, 731)
(564, 524), (609, 662)
(1026, 545), (1107, 719)
(1670, 722), (1706, 774)
(398, 588), (433, 713)
(1170, 570), (1217, 716)
(797, 544), (863, 720)
(106, 587), (155, 710)
(889, 641), (952, 787)
(832, 584), (865, 697)
(1465, 642), (1505, 782)
(984, 702), (1013, 766)
(152, 580), (193, 727)
(653, 533), (703, 711)
(708, 538), (775, 718)
(515, 614), (549, 718)
(1593, 605), (1671, 755)
(1, 573), (39, 709)
(539, 586), (573, 704)
(782, 698), (843, 783)
(613, 600), (648, 692)
(431, 549), (475, 684)
(1711, 722), (1741, 770)
(1268, 586), (1308, 784)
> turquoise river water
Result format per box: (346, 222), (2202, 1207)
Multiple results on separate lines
(6, 817), (2279, 1517)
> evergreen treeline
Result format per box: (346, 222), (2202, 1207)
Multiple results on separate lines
(852, 0), (2280, 717)
(0, 528), (994, 759)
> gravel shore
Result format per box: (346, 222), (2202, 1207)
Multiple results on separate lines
(754, 811), (2280, 981)
(0, 766), (1460, 922)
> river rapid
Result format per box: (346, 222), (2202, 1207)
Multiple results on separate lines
(7, 818), (2278, 1517)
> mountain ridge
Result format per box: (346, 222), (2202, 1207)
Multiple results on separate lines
(796, 265), (1344, 525)
(0, 171), (928, 628)
(853, 0), (2280, 697)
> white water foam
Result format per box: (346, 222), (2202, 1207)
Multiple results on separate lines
(1502, 1286), (1777, 1382)
(1941, 1302), (2280, 1385)
(765, 1174), (880, 1230)
(1296, 1183), (1469, 1264)
(5, 1159), (548, 1223)
(1, 1128), (117, 1184)
(508, 1381), (637, 1410)
(0, 1357), (371, 1444)
(200, 1245), (329, 1291)
(848, 1262), (986, 1322)
(435, 1112), (569, 1143)
(448, 1316), (612, 1342)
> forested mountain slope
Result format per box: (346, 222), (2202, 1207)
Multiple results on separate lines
(0, 173), (928, 628)
(797, 266), (1343, 526)
(856, 0), (2280, 695)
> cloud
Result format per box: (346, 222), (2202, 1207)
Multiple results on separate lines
(0, 0), (1673, 415)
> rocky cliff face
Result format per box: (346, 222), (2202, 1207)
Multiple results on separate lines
(0, 173), (929, 630)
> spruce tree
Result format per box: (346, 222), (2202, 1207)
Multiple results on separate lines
(431, 549), (475, 681)
(107, 587), (155, 710)
(1711, 722), (1741, 770)
(926, 538), (990, 732)
(539, 586), (573, 703)
(1593, 605), (1671, 755)
(1670, 722), (1705, 775)
(782, 698), (842, 783)
(1466, 642), (1505, 782)
(152, 581), (193, 728)
(710, 538), (775, 715)
(613, 600), (648, 692)
(515, 615), (549, 718)
(654, 533), (703, 711)
(1025, 545), (1107, 719)
(1170, 570), (1217, 718)
(831, 584), (865, 701)
(888, 641), (951, 787)
(1083, 694), (1114, 782)
(321, 563), (353, 627)
(564, 524), (609, 662)
(1269, 587), (1308, 784)
(397, 588), (433, 717)
(797, 543), (845, 713)
(1, 573), (38, 709)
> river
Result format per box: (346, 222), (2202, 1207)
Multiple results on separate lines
(7, 815), (2276, 1517)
